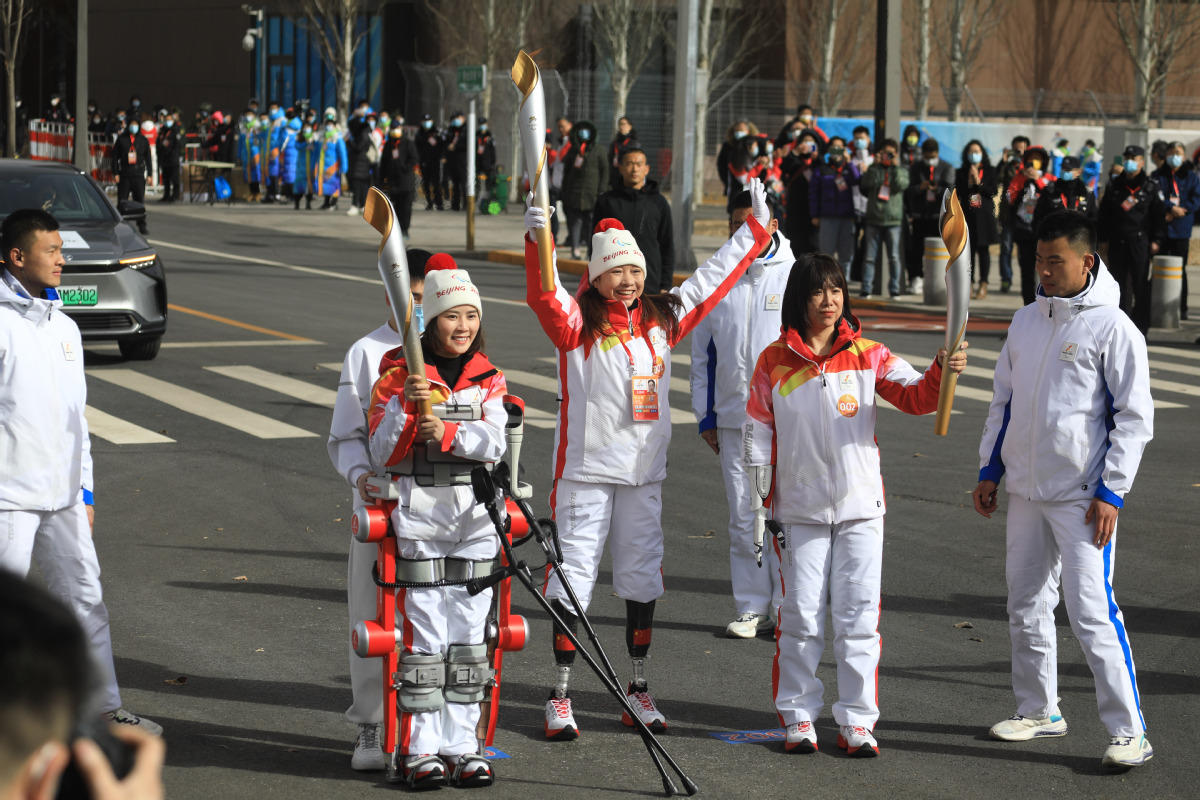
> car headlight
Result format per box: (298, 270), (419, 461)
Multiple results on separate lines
(119, 254), (157, 269)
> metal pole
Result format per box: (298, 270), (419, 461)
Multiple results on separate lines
(671, 0), (698, 273)
(73, 0), (88, 171)
(466, 97), (476, 251)
(259, 9), (267, 106)
(874, 0), (901, 147)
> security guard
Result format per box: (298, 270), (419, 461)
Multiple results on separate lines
(111, 119), (152, 234)
(1097, 145), (1165, 334)
(416, 115), (445, 210)
(1033, 155), (1096, 234)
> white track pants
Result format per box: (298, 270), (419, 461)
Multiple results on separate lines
(397, 536), (497, 758)
(346, 535), (383, 725)
(772, 518), (883, 729)
(1005, 495), (1145, 736)
(717, 428), (781, 616)
(0, 505), (122, 714)
(544, 478), (665, 611)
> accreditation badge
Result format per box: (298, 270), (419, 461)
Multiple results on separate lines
(877, 184), (890, 201)
(969, 194), (982, 208)
(1121, 194), (1137, 211)
(632, 375), (660, 421)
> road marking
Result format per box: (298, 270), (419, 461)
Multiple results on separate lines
(85, 406), (174, 444)
(319, 362), (344, 372)
(87, 340), (323, 351)
(1148, 345), (1200, 362)
(205, 366), (338, 408)
(504, 368), (558, 395)
(90, 370), (317, 439)
(149, 239), (528, 306)
(168, 304), (313, 341)
(888, 354), (997, 404)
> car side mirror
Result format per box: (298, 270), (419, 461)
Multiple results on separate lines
(117, 200), (146, 221)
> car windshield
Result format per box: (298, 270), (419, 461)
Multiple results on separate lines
(0, 172), (118, 225)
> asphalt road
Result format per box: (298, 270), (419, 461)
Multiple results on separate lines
(67, 203), (1199, 799)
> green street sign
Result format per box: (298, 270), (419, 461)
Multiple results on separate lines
(457, 65), (487, 93)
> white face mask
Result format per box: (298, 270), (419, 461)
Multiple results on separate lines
(926, 157), (938, 167)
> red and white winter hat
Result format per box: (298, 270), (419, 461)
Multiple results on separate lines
(422, 252), (482, 321)
(588, 218), (645, 282)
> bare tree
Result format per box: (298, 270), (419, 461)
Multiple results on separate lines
(1110, 0), (1200, 125)
(788, 0), (873, 116)
(290, 0), (366, 127)
(591, 0), (669, 129)
(901, 0), (932, 119)
(0, 0), (30, 157)
(932, 0), (1006, 121)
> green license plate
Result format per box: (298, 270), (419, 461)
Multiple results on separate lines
(58, 286), (99, 306)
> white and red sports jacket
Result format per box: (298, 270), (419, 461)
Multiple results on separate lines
(525, 217), (770, 486)
(743, 319), (943, 525)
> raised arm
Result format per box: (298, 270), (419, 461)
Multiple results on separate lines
(523, 203), (585, 352)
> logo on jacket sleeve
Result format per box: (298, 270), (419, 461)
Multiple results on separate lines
(1059, 342), (1078, 362)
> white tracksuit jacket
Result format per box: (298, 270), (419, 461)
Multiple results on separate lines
(524, 217), (771, 486)
(0, 270), (94, 511)
(689, 232), (795, 433)
(978, 259), (1153, 508)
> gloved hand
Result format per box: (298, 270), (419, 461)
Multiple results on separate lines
(748, 177), (770, 229)
(524, 191), (553, 240)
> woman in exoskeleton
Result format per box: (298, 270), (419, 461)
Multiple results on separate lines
(522, 180), (772, 740)
(368, 255), (508, 789)
(743, 253), (966, 757)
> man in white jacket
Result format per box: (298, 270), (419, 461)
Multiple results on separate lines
(0, 208), (159, 735)
(690, 190), (790, 638)
(972, 210), (1154, 769)
(327, 249), (428, 771)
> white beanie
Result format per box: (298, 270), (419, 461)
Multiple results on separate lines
(422, 253), (482, 321)
(587, 218), (646, 282)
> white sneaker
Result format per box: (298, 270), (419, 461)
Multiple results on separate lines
(544, 693), (579, 741)
(837, 724), (878, 757)
(910, 276), (924, 295)
(105, 708), (162, 736)
(350, 723), (386, 771)
(726, 611), (774, 639)
(785, 721), (818, 753)
(621, 682), (667, 731)
(346, 205), (360, 216)
(400, 754), (447, 788)
(1102, 734), (1153, 768)
(448, 753), (494, 787)
(989, 712), (1068, 741)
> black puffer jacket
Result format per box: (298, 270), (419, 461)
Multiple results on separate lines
(592, 178), (675, 292)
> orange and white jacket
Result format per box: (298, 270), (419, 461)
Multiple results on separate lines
(525, 217), (770, 486)
(743, 318), (943, 525)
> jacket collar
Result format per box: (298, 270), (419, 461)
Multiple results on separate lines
(1033, 255), (1119, 321)
(782, 315), (861, 363)
(1, 268), (59, 324)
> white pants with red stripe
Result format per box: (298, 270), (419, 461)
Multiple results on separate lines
(544, 478), (665, 611)
(717, 428), (781, 616)
(396, 535), (497, 759)
(1005, 495), (1145, 736)
(773, 517), (883, 729)
(0, 505), (122, 715)
(346, 536), (383, 725)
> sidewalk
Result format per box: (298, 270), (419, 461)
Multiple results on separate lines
(149, 198), (1200, 344)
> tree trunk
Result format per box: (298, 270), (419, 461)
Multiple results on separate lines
(693, 0), (714, 207)
(916, 0), (931, 119)
(5, 66), (14, 158)
(338, 13), (354, 126)
(948, 3), (965, 121)
(1134, 0), (1155, 125)
(818, 0), (839, 114)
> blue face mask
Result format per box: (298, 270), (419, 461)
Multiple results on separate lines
(1168, 154), (1183, 169)
(734, 130), (748, 140)
(165, 119), (174, 128)
(968, 151), (982, 165)
(413, 304), (425, 334)
(479, 124), (488, 133)
(1124, 159), (1139, 174)
(579, 129), (591, 141)
(422, 120), (432, 129)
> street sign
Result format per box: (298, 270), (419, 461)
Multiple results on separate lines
(457, 65), (487, 93)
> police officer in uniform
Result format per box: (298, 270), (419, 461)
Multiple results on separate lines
(1033, 155), (1096, 233)
(443, 111), (468, 211)
(416, 115), (445, 210)
(111, 119), (151, 234)
(1097, 145), (1165, 334)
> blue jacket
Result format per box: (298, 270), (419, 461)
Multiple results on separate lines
(315, 135), (349, 195)
(808, 161), (861, 219)
(1153, 164), (1200, 240)
(238, 130), (261, 183)
(280, 129), (300, 184)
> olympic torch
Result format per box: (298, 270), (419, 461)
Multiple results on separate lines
(511, 50), (556, 292)
(363, 186), (432, 416)
(935, 189), (971, 436)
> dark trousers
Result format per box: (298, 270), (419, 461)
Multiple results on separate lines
(1108, 235), (1152, 333)
(565, 206), (593, 252)
(1013, 234), (1039, 306)
(387, 189), (415, 235)
(908, 217), (940, 280)
(971, 243), (991, 284)
(350, 178), (369, 210)
(446, 162), (466, 210)
(161, 161), (181, 201)
(1162, 237), (1191, 317)
(117, 172), (146, 203)
(420, 163), (443, 208)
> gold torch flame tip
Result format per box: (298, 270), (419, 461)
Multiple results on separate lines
(511, 51), (539, 93)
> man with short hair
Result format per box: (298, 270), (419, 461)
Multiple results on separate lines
(1097, 145), (1165, 334)
(858, 138), (909, 299)
(0, 209), (161, 738)
(689, 191), (789, 638)
(973, 210), (1154, 770)
(904, 137), (954, 296)
(592, 147), (675, 292)
(998, 135), (1031, 293)
(1151, 140), (1200, 319)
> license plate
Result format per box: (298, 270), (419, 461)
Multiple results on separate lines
(58, 286), (99, 306)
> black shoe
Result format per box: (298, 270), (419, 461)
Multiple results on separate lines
(425, 203), (434, 210)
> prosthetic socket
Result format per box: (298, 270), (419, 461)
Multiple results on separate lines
(748, 464), (775, 567)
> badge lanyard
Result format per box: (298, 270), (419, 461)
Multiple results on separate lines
(617, 327), (661, 422)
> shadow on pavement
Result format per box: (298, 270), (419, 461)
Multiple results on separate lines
(165, 580), (343, 604)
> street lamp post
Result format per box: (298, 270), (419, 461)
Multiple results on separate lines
(242, 5), (266, 106)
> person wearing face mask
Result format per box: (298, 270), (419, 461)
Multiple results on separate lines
(328, 249), (428, 775)
(345, 107), (376, 216)
(278, 116), (302, 206)
(859, 139), (909, 299)
(1079, 140), (1103, 197)
(378, 119), (420, 239)
(127, 94), (143, 119)
(416, 114), (446, 211)
(607, 116), (640, 191)
(1097, 145), (1165, 334)
(474, 118), (497, 211)
(560, 119), (607, 259)
(111, 119), (151, 233)
(1151, 141), (1200, 319)
(998, 135), (1031, 293)
(810, 137), (861, 279)
(156, 111), (182, 203)
(780, 128), (824, 255)
(315, 119), (349, 211)
(955, 140), (999, 299)
(775, 104), (828, 151)
(295, 122), (318, 210)
(718, 120), (758, 199)
(1033, 155), (1096, 235)
(238, 112), (263, 201)
(903, 138), (953, 296)
(1005, 145), (1054, 305)
(726, 133), (772, 209)
(899, 125), (921, 167)
(44, 92), (70, 124)
(443, 112), (469, 211)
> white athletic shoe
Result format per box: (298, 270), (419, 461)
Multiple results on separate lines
(726, 611), (774, 639)
(837, 724), (879, 757)
(989, 712), (1068, 741)
(400, 754), (447, 788)
(909, 276), (924, 295)
(105, 709), (163, 736)
(449, 753), (494, 787)
(1102, 734), (1153, 768)
(346, 205), (360, 216)
(544, 694), (579, 741)
(621, 683), (667, 731)
(350, 723), (386, 771)
(785, 721), (818, 753)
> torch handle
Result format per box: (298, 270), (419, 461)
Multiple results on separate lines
(398, 298), (434, 417)
(934, 364), (958, 436)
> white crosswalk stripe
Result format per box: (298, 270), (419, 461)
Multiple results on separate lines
(85, 406), (175, 445)
(204, 365), (338, 408)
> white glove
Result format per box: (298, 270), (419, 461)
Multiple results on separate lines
(748, 177), (770, 229)
(524, 191), (553, 240)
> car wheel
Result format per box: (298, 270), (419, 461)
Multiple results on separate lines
(118, 336), (162, 361)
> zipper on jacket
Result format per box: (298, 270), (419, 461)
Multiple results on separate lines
(819, 360), (836, 513)
(1027, 315), (1058, 499)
